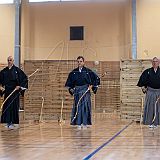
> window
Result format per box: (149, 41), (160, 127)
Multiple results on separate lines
(29, 0), (59, 2)
(70, 26), (84, 41)
(0, 0), (14, 4)
(29, 0), (87, 2)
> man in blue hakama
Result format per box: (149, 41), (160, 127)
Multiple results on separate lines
(65, 56), (100, 129)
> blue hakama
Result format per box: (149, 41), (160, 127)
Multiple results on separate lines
(71, 85), (91, 125)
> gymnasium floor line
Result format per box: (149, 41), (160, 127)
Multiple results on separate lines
(83, 120), (133, 160)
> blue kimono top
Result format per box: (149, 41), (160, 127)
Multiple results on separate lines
(65, 66), (100, 93)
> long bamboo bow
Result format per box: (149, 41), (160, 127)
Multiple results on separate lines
(71, 87), (90, 123)
(152, 96), (160, 124)
(0, 69), (39, 111)
(0, 88), (17, 110)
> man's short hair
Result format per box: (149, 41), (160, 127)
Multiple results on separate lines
(77, 56), (84, 61)
(152, 57), (159, 61)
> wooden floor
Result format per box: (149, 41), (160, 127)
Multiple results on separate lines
(0, 113), (160, 160)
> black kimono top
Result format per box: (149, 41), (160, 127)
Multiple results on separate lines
(137, 67), (160, 89)
(0, 65), (28, 92)
(65, 66), (100, 89)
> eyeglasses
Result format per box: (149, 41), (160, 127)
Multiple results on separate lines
(153, 61), (158, 62)
(77, 60), (83, 63)
(8, 59), (13, 61)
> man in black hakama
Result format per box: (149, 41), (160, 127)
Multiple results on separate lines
(65, 56), (100, 129)
(0, 56), (28, 129)
(137, 57), (160, 128)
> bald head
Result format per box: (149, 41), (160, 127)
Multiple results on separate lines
(152, 57), (159, 69)
(7, 56), (14, 68)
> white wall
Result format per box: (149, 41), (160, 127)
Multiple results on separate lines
(0, 4), (15, 63)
